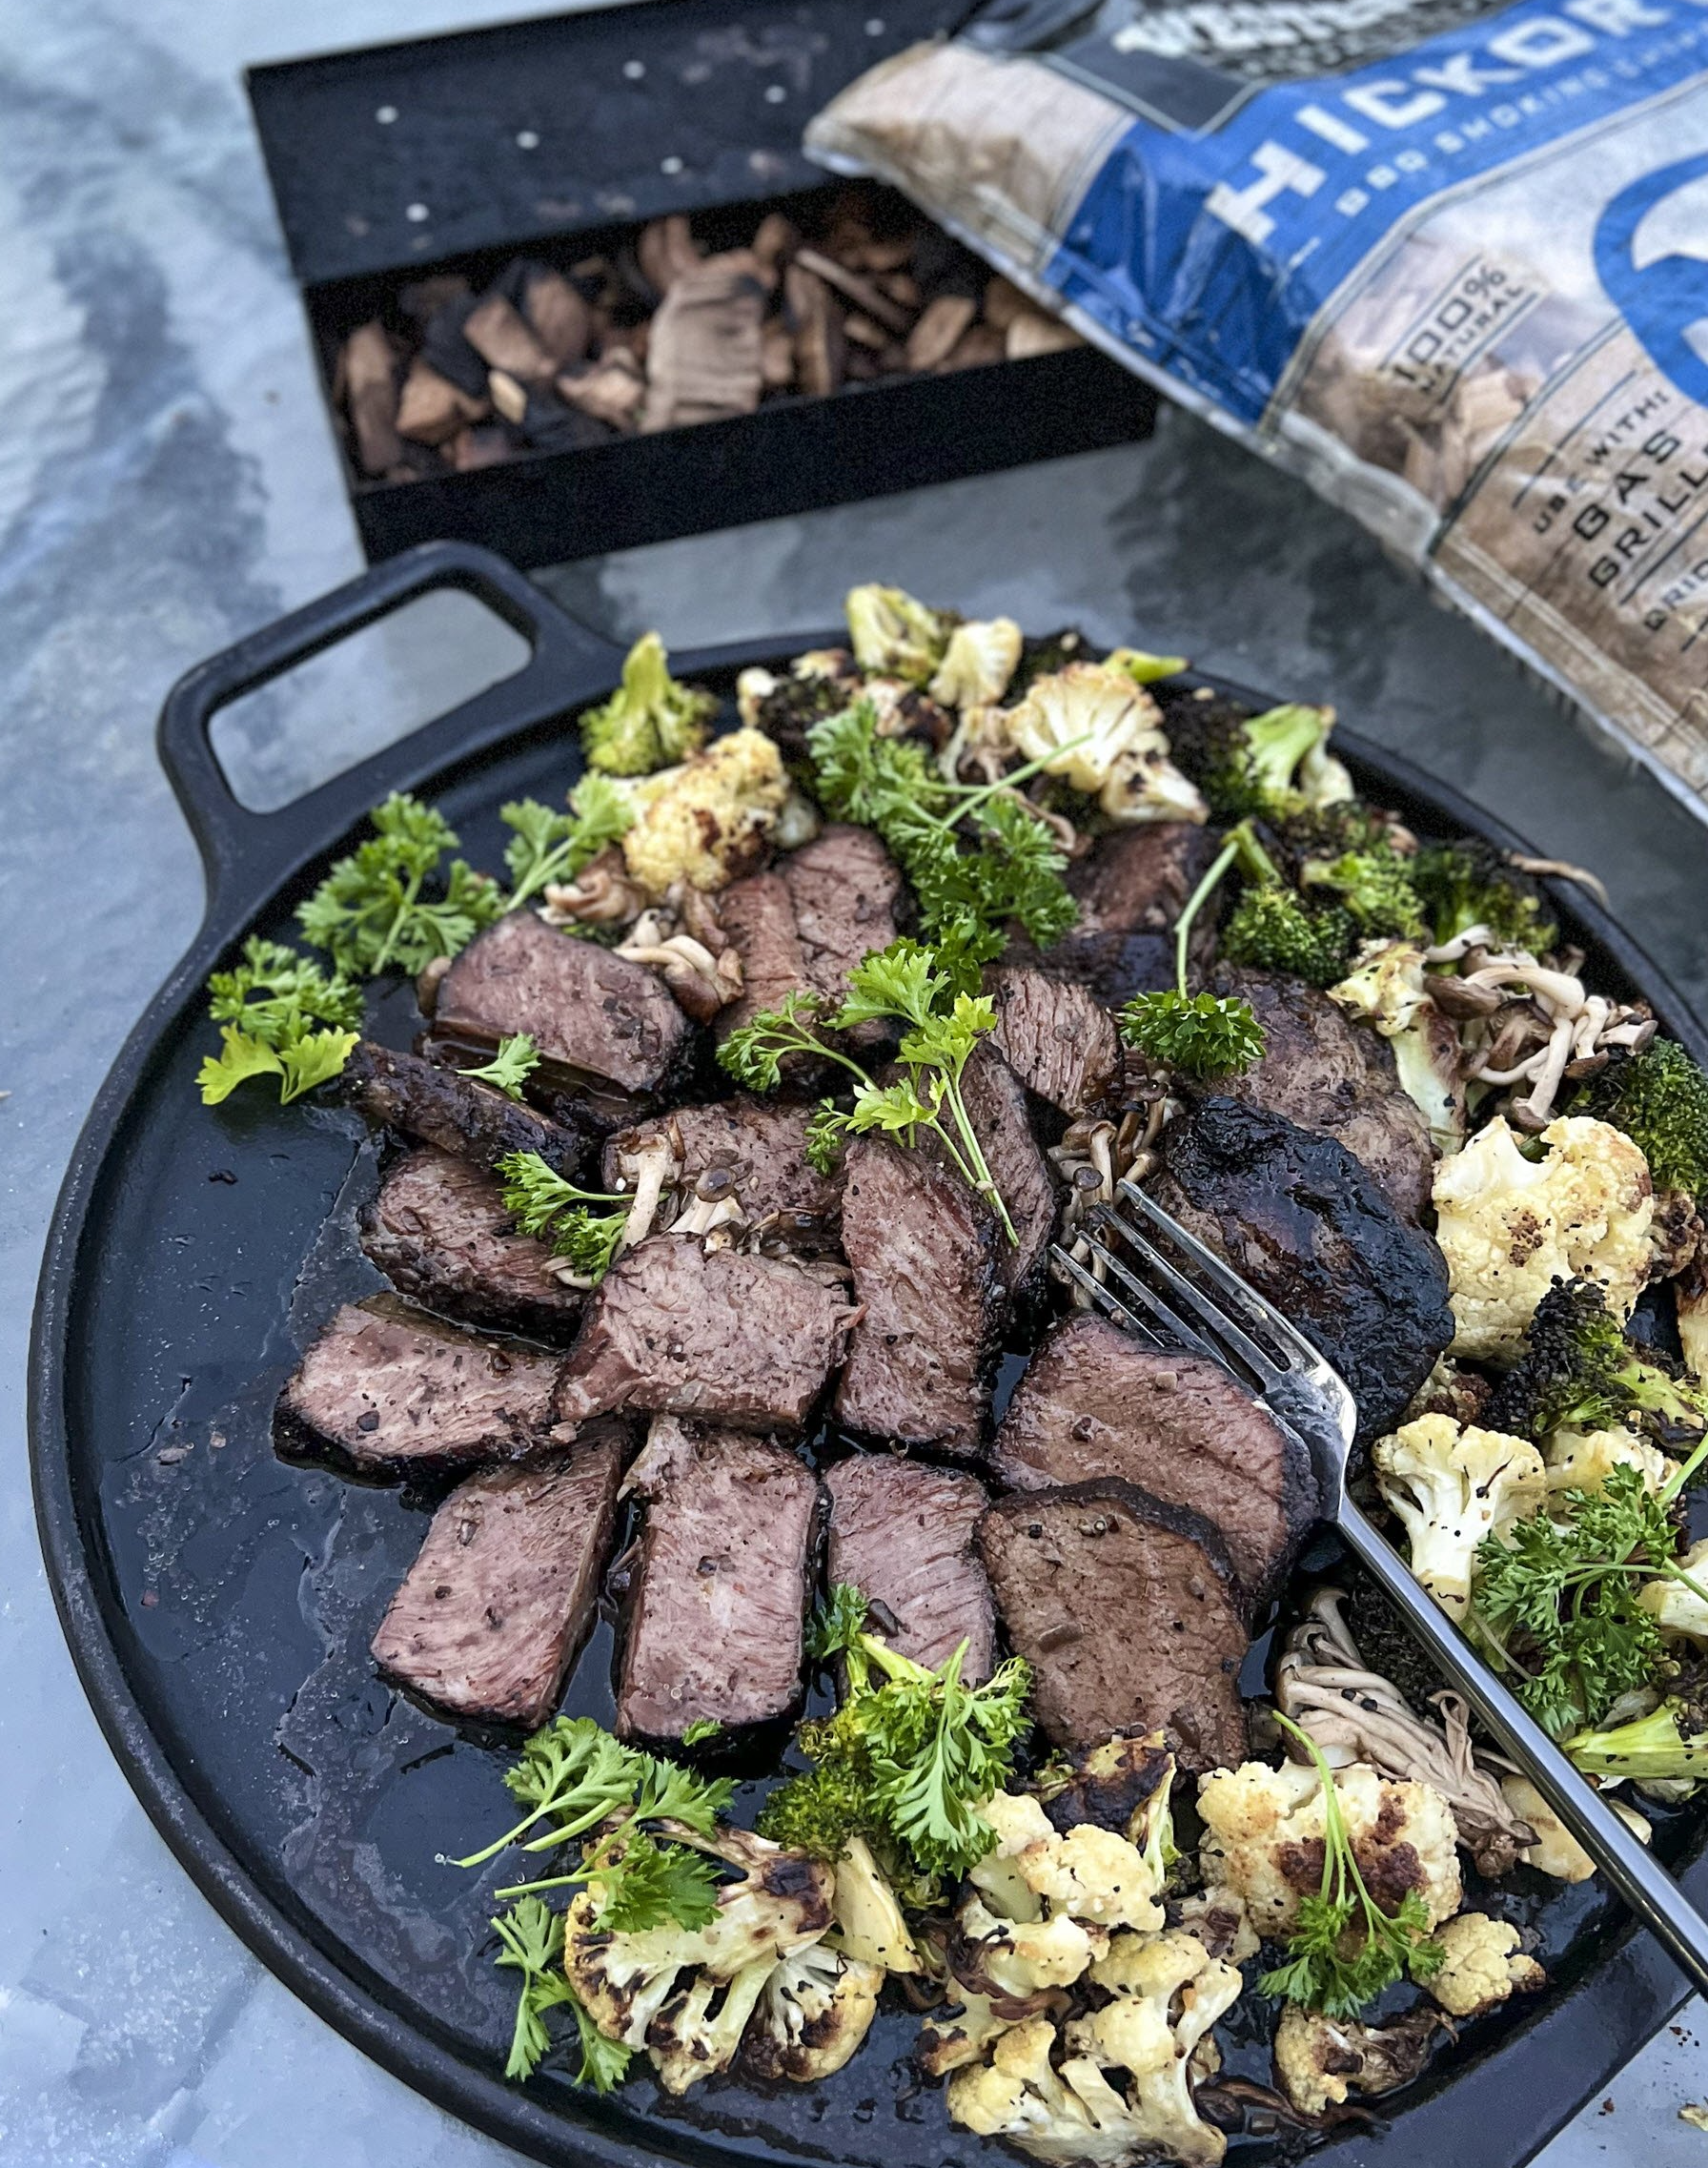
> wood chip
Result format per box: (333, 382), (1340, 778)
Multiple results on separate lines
(342, 320), (401, 476)
(637, 215), (701, 296)
(785, 262), (844, 399)
(981, 277), (1028, 331)
(937, 323), (1006, 373)
(761, 317), (796, 390)
(792, 246), (913, 335)
(642, 262), (765, 431)
(398, 274), (472, 324)
(519, 267), (592, 368)
(462, 294), (555, 383)
(396, 358), (488, 444)
(906, 293), (976, 371)
(450, 424), (514, 471)
(844, 312), (891, 352)
(1006, 308), (1083, 359)
(488, 368), (529, 424)
(752, 213), (800, 273)
(558, 351), (646, 432)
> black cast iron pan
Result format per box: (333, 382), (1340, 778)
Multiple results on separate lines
(30, 540), (1708, 2168)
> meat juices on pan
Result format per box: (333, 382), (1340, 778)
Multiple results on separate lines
(552, 1238), (859, 1438)
(825, 1456), (995, 1682)
(983, 963), (1120, 1114)
(371, 1431), (625, 1727)
(360, 1147), (583, 1338)
(278, 1297), (563, 1471)
(617, 1418), (821, 1740)
(341, 1038), (598, 1176)
(979, 1479), (1250, 1772)
(991, 1312), (1316, 1603)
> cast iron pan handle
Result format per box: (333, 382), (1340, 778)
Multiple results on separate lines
(157, 540), (627, 929)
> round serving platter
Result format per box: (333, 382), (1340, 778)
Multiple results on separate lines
(30, 541), (1708, 2168)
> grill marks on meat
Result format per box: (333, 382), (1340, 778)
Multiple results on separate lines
(835, 1139), (1001, 1458)
(279, 1297), (563, 1470)
(618, 1418), (820, 1739)
(985, 965), (1119, 1115)
(435, 911), (695, 1096)
(602, 1097), (844, 1250)
(371, 1432), (623, 1726)
(552, 1239), (857, 1438)
(361, 1147), (581, 1337)
(1210, 966), (1434, 1221)
(825, 1457), (995, 1681)
(991, 1314), (1315, 1601)
(718, 826), (902, 1043)
(1020, 824), (1220, 1006)
(342, 1040), (597, 1176)
(979, 1480), (1249, 1770)
(958, 1044), (1057, 1299)
(1154, 1095), (1454, 1441)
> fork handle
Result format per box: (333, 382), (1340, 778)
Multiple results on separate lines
(1336, 1498), (1708, 1998)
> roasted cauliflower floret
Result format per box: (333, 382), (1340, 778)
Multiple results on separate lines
(1425, 1912), (1546, 2017)
(738, 1942), (884, 2083)
(1433, 1115), (1654, 1362)
(1329, 939), (1465, 1153)
(953, 1892), (1102, 1996)
(1371, 1414), (1546, 1618)
(616, 726), (788, 896)
(1498, 1773), (1653, 1881)
(1074, 1932), (1242, 2168)
(1546, 1425), (1679, 1501)
(647, 1959), (776, 2095)
(1273, 2003), (1445, 2117)
(970, 1790), (1166, 1935)
(919, 1983), (1041, 2078)
(928, 617), (1023, 708)
(1640, 1538), (1708, 1641)
(1196, 1759), (1462, 1937)
(830, 1833), (922, 1974)
(1001, 662), (1209, 823)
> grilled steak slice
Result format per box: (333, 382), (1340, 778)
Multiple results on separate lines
(1024, 825), (1220, 1005)
(617, 1418), (821, 1739)
(1153, 1094), (1454, 1441)
(825, 1456), (994, 1681)
(1209, 966), (1434, 1221)
(835, 1139), (1001, 1458)
(552, 1239), (857, 1438)
(436, 911), (694, 1096)
(959, 1043), (1057, 1299)
(278, 1297), (563, 1470)
(991, 1313), (1315, 1601)
(784, 825), (904, 1029)
(371, 1431), (624, 1726)
(985, 965), (1119, 1114)
(602, 1097), (844, 1249)
(717, 870), (806, 1040)
(979, 1479), (1249, 1769)
(342, 1039), (596, 1176)
(361, 1147), (581, 1337)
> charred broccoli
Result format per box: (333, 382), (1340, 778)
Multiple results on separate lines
(1221, 885), (1358, 988)
(1564, 1696), (1708, 1785)
(1411, 838), (1556, 954)
(580, 633), (717, 776)
(1299, 839), (1427, 941)
(1486, 1276), (1708, 1443)
(1164, 698), (1347, 823)
(1576, 1039), (1708, 1206)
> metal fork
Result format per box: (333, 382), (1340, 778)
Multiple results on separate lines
(1053, 1180), (1708, 1998)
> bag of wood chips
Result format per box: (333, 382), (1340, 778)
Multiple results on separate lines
(806, 0), (1708, 809)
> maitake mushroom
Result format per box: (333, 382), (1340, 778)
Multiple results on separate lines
(1048, 1096), (1173, 1308)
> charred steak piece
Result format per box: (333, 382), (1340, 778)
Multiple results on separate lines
(602, 1097), (844, 1250)
(342, 1039), (596, 1176)
(552, 1238), (857, 1438)
(435, 911), (695, 1096)
(979, 1479), (1249, 1770)
(991, 1313), (1315, 1601)
(985, 964), (1119, 1115)
(1023, 824), (1221, 1006)
(835, 1139), (1002, 1459)
(717, 827), (902, 1044)
(1208, 966), (1434, 1221)
(278, 1297), (563, 1470)
(617, 1418), (821, 1740)
(1153, 1095), (1454, 1441)
(825, 1456), (995, 1681)
(958, 1043), (1057, 1299)
(716, 870), (805, 1041)
(371, 1430), (624, 1726)
(361, 1147), (581, 1338)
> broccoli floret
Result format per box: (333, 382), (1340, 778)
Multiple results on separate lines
(1576, 1040), (1708, 1206)
(1411, 838), (1557, 954)
(1486, 1275), (1708, 1443)
(1221, 886), (1357, 988)
(1276, 799), (1394, 861)
(580, 632), (717, 776)
(1300, 842), (1427, 941)
(1565, 1697), (1708, 1785)
(1160, 698), (1342, 823)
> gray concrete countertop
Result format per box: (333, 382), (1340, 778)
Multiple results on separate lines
(2, 3), (1706, 2165)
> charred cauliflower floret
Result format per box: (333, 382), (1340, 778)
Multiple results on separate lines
(1001, 663), (1209, 824)
(1425, 1912), (1546, 2017)
(919, 1982), (1045, 2079)
(1329, 939), (1466, 1153)
(615, 727), (788, 897)
(947, 2016), (1149, 2167)
(1545, 1425), (1680, 1501)
(1273, 2003), (1445, 2117)
(969, 1790), (1167, 1935)
(1371, 1415), (1547, 1618)
(830, 1833), (922, 1974)
(953, 1892), (1103, 1997)
(647, 1959), (777, 2095)
(1498, 1773), (1653, 1881)
(1196, 1759), (1462, 1938)
(1639, 1538), (1708, 1641)
(1433, 1115), (1655, 1363)
(738, 1942), (884, 2083)
(928, 617), (1023, 708)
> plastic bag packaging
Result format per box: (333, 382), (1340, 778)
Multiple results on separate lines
(806, 0), (1708, 811)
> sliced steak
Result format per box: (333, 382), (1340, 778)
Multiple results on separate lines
(959, 1042), (1057, 1299)
(602, 1097), (844, 1250)
(1209, 966), (1434, 1221)
(985, 965), (1119, 1114)
(717, 870), (807, 1040)
(617, 1418), (821, 1740)
(835, 1139), (1001, 1458)
(361, 1147), (582, 1337)
(552, 1239), (857, 1438)
(783, 825), (904, 1028)
(825, 1456), (995, 1681)
(1153, 1094), (1454, 1441)
(342, 1039), (597, 1176)
(991, 1313), (1315, 1601)
(436, 911), (695, 1096)
(278, 1297), (563, 1471)
(979, 1480), (1249, 1770)
(1024, 824), (1220, 1005)
(371, 1431), (624, 1726)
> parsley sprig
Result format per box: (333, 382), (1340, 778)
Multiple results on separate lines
(464, 1033), (540, 1099)
(492, 1896), (634, 2088)
(197, 936), (364, 1106)
(496, 1149), (635, 1284)
(1121, 821), (1266, 1079)
(296, 792), (504, 978)
(1257, 1714), (1444, 2019)
(718, 938), (1019, 1244)
(500, 774), (635, 910)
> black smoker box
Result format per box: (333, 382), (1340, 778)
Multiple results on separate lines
(246, 0), (1158, 570)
